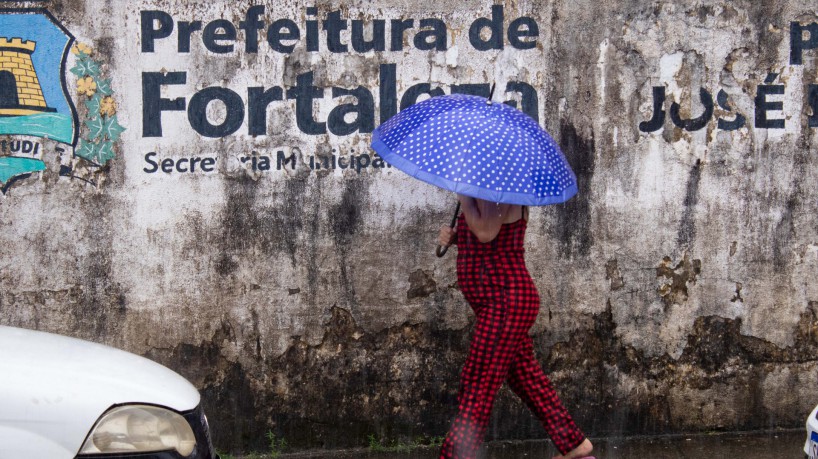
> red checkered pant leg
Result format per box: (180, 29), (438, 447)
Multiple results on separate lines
(440, 254), (541, 459)
(440, 246), (586, 458)
(507, 336), (586, 455)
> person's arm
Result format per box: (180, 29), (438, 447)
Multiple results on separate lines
(458, 195), (513, 243)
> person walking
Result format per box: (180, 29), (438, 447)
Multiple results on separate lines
(437, 195), (593, 459)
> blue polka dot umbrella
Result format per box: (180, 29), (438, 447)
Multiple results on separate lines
(371, 93), (578, 206)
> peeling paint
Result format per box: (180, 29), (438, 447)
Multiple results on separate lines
(656, 253), (701, 306)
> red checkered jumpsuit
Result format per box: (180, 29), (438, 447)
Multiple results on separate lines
(439, 211), (586, 459)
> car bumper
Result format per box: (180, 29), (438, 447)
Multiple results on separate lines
(805, 404), (818, 459)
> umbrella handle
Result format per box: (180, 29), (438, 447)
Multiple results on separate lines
(435, 245), (450, 257)
(436, 202), (461, 258)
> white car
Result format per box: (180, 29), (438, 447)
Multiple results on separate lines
(806, 404), (818, 459)
(0, 325), (218, 459)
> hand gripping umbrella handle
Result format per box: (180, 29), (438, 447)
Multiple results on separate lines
(436, 202), (461, 258)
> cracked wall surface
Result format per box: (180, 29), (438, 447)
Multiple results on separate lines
(1, 0), (818, 453)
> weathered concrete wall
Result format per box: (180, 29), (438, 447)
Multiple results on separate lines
(2, 0), (818, 452)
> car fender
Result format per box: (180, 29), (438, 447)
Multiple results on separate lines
(0, 425), (75, 459)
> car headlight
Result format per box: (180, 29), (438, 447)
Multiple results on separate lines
(79, 405), (196, 456)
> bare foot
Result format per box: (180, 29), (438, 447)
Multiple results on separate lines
(552, 438), (593, 459)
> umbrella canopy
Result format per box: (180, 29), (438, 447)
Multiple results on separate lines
(371, 93), (577, 206)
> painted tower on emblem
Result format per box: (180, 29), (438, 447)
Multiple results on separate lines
(0, 6), (79, 189)
(0, 9), (77, 144)
(0, 37), (58, 116)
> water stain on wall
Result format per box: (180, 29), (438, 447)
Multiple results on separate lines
(328, 178), (369, 311)
(676, 159), (701, 247)
(550, 122), (595, 259)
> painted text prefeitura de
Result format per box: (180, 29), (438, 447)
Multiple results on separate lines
(140, 6), (543, 139)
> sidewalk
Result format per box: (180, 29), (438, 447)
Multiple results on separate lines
(263, 429), (805, 459)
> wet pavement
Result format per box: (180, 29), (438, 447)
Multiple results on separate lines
(272, 429), (806, 459)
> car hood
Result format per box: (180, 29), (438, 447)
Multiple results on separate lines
(0, 325), (200, 458)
